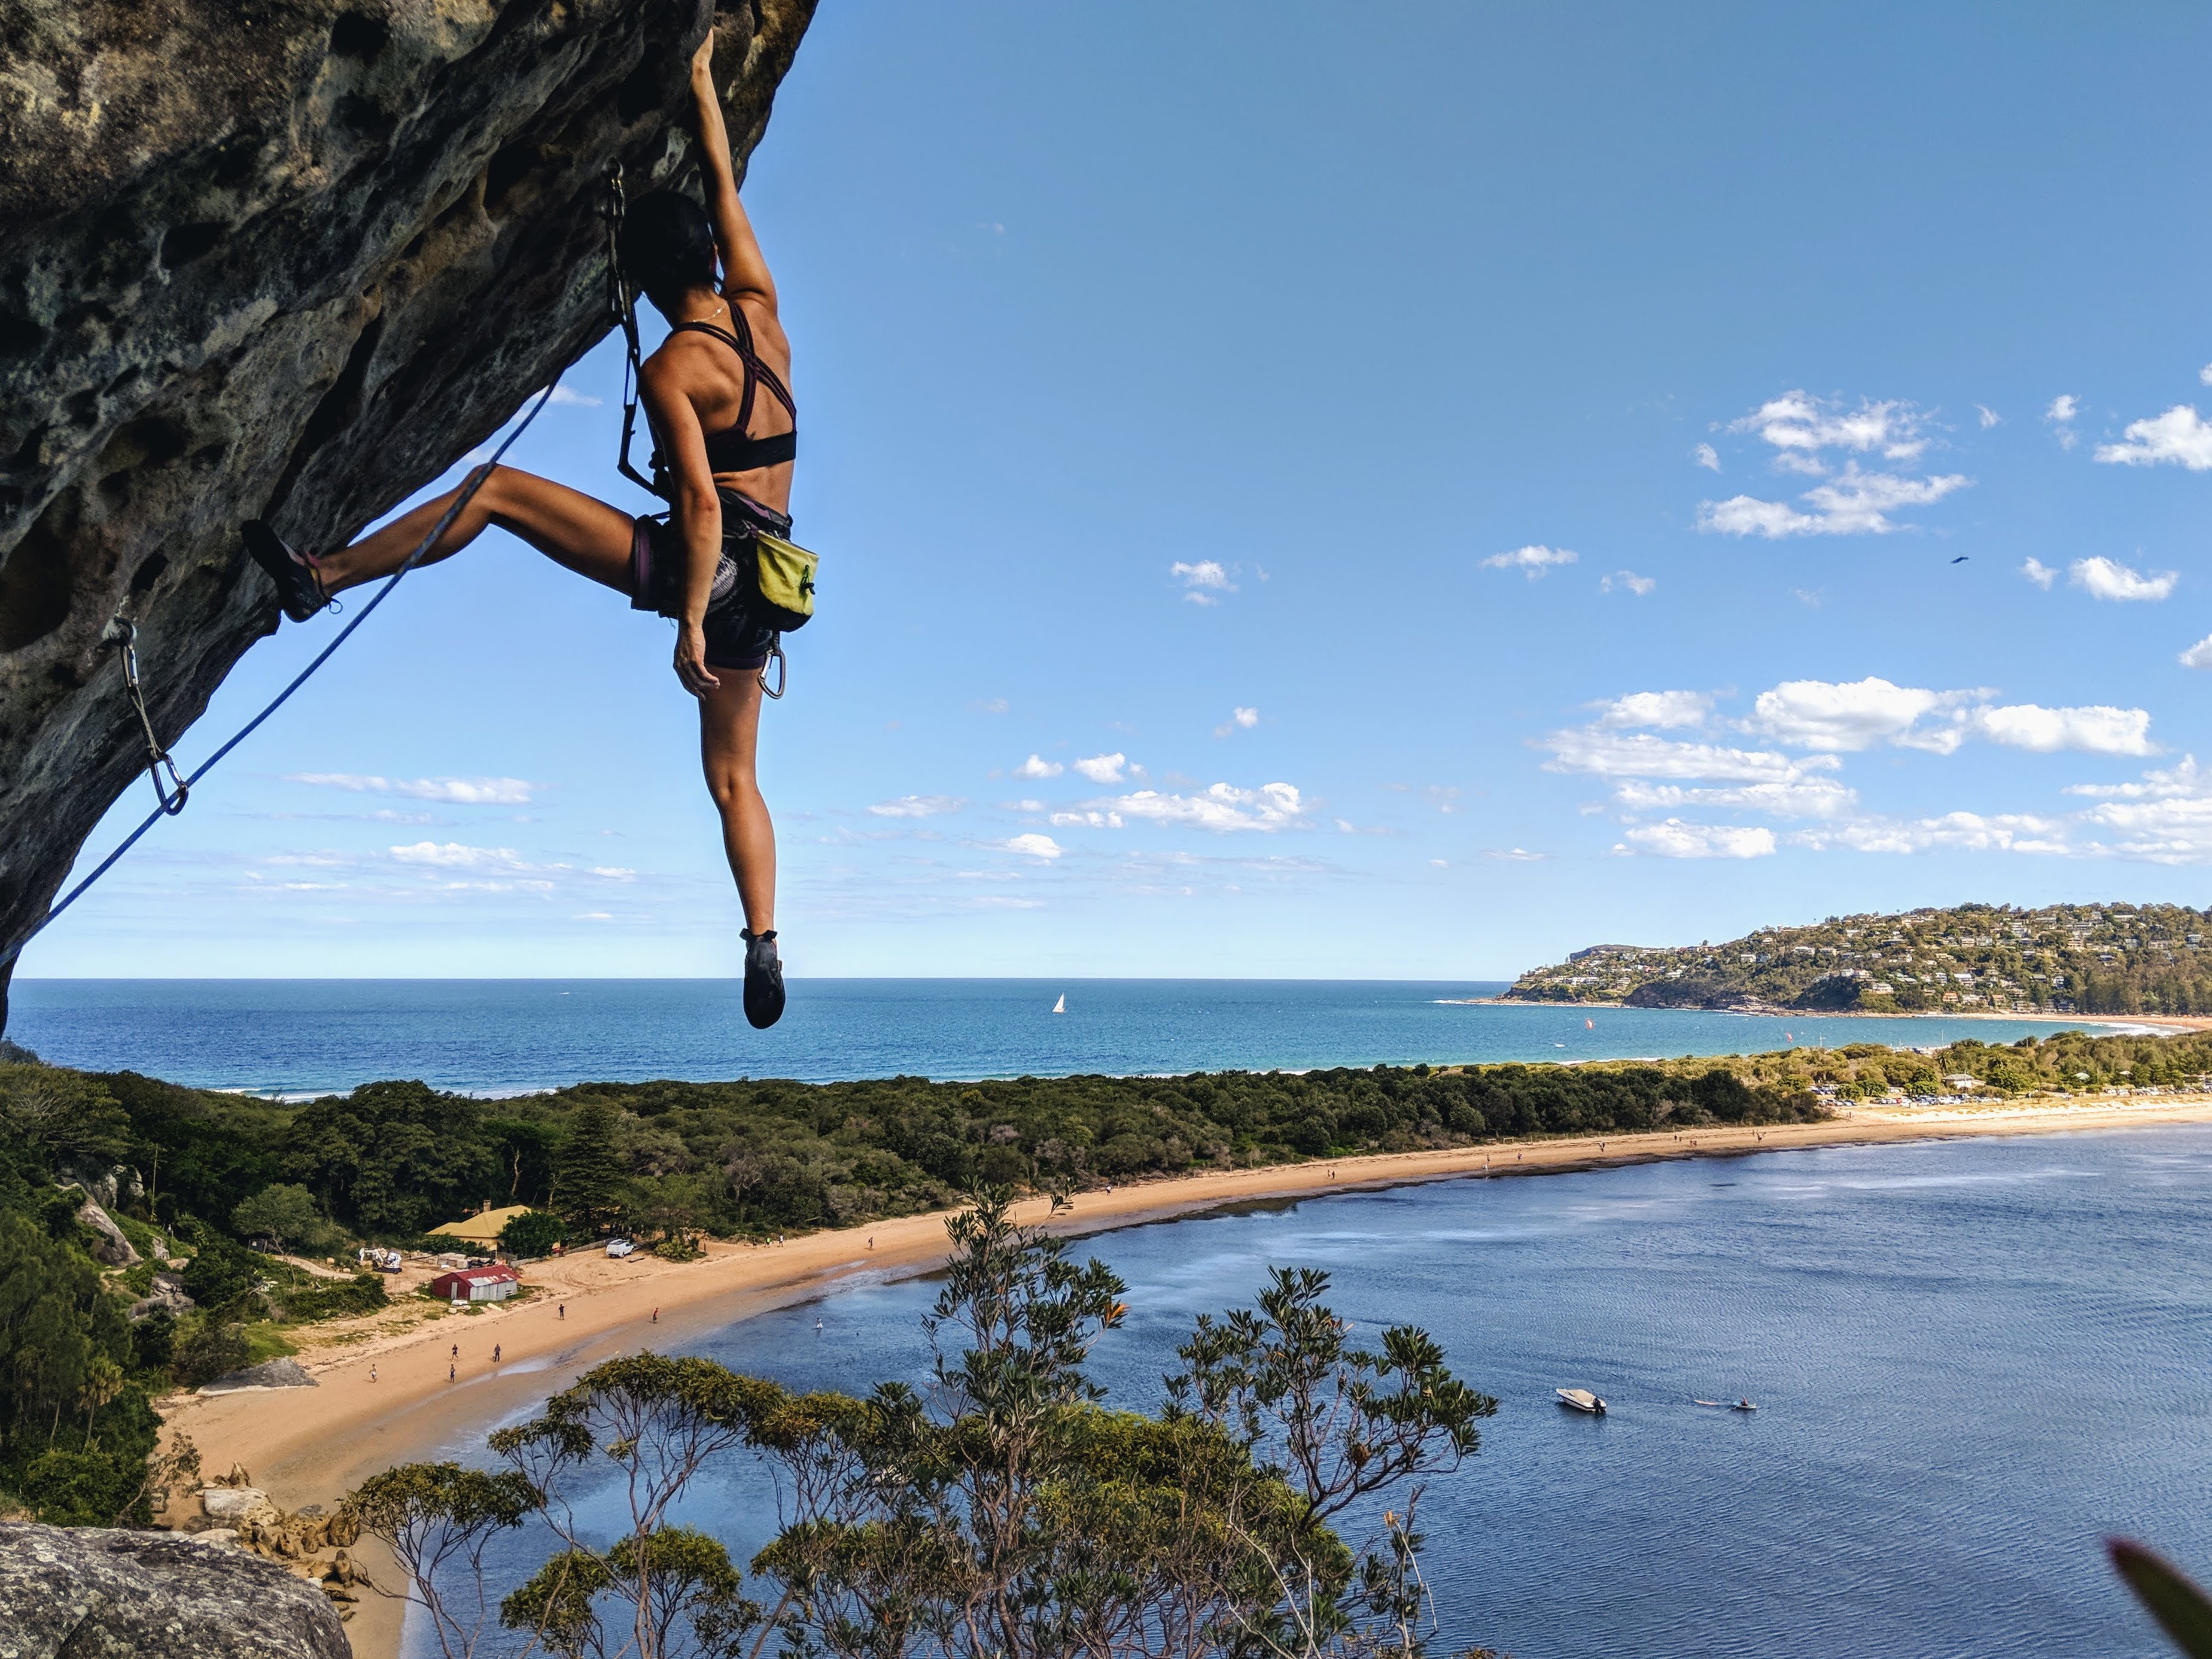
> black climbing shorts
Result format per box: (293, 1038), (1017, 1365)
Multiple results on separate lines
(629, 488), (792, 672)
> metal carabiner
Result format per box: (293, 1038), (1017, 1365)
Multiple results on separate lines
(105, 613), (190, 815)
(758, 638), (787, 701)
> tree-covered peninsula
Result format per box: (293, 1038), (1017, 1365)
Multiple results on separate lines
(1505, 900), (2212, 1016)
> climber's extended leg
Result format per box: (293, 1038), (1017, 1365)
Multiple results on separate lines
(248, 467), (634, 615)
(699, 663), (783, 1028)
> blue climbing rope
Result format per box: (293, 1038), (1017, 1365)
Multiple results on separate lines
(0, 374), (568, 970)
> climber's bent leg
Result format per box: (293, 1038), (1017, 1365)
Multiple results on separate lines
(312, 467), (636, 595)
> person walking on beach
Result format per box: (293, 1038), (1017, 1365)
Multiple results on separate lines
(240, 27), (799, 1029)
(558, 1303), (565, 1320)
(492, 1343), (501, 1364)
(448, 1362), (455, 1382)
(369, 1364), (377, 1384)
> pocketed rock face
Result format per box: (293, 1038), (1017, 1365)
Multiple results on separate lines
(0, 1524), (350, 1658)
(0, 0), (814, 1020)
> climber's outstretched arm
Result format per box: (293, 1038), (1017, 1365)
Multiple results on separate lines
(689, 32), (777, 313)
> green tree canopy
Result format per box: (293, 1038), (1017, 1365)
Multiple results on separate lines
(230, 1182), (323, 1250)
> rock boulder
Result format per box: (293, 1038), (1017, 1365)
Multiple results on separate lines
(0, 0), (814, 1017)
(0, 1524), (349, 1658)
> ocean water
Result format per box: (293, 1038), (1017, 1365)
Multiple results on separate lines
(438, 1127), (2212, 1659)
(3, 978), (2129, 1095)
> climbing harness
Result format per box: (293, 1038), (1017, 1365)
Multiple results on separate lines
(102, 616), (188, 816)
(0, 372), (568, 971)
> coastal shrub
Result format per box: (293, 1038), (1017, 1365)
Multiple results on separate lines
(357, 1191), (1500, 1659)
(275, 1271), (387, 1323)
(179, 1236), (260, 1312)
(650, 1232), (702, 1262)
(496, 1208), (567, 1259)
(173, 1315), (250, 1386)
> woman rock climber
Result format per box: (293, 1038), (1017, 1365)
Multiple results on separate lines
(243, 32), (794, 1028)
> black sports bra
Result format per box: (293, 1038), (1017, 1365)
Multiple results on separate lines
(664, 311), (797, 476)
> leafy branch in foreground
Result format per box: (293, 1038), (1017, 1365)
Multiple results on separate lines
(343, 1463), (537, 1659)
(349, 1189), (1501, 1659)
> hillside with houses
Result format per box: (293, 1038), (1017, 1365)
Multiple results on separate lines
(1504, 901), (2212, 1016)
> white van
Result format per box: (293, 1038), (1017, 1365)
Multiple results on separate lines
(605, 1238), (635, 1259)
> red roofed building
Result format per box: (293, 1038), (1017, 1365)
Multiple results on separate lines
(425, 1263), (521, 1304)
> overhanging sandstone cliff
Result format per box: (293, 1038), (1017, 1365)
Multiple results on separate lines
(0, 0), (814, 1025)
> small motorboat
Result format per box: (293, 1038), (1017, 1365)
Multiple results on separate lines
(1696, 1397), (1758, 1411)
(1556, 1387), (1606, 1415)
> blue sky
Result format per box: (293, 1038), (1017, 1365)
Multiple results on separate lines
(29, 2), (2212, 980)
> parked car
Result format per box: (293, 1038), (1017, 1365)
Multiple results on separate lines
(605, 1238), (635, 1258)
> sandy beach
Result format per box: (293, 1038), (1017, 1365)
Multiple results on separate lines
(163, 1092), (2212, 1658)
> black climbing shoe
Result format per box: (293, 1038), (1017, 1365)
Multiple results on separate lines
(244, 519), (330, 622)
(742, 929), (786, 1029)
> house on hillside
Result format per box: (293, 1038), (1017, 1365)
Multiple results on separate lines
(426, 1263), (521, 1304)
(429, 1204), (534, 1249)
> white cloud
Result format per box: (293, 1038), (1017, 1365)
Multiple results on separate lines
(2202, 365), (2212, 387)
(1727, 391), (1930, 463)
(1070, 752), (1128, 784)
(1106, 781), (1309, 833)
(1595, 689), (1712, 730)
(1796, 812), (2072, 856)
(1049, 810), (1125, 829)
(388, 841), (526, 868)
(1172, 561), (1236, 604)
(1482, 544), (1578, 579)
(290, 773), (534, 805)
(868, 795), (968, 818)
(1739, 676), (2149, 758)
(2021, 558), (2056, 590)
(1002, 833), (1063, 860)
(1214, 706), (1260, 737)
(1542, 728), (1831, 783)
(547, 386), (603, 408)
(2046, 394), (2079, 423)
(1745, 677), (1965, 752)
(1614, 777), (1858, 821)
(1601, 570), (1655, 595)
(1012, 754), (1064, 779)
(1621, 820), (1777, 859)
(1970, 703), (2153, 756)
(589, 866), (636, 881)
(2066, 757), (2206, 801)
(2070, 555), (2177, 603)
(1977, 405), (2002, 429)
(1698, 464), (1971, 538)
(1691, 443), (1720, 471)
(969, 697), (1009, 715)
(2181, 635), (2212, 671)
(2095, 406), (2212, 470)
(1484, 847), (1547, 861)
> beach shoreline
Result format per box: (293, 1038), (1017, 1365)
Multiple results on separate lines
(162, 1092), (2212, 1659)
(1448, 998), (2212, 1032)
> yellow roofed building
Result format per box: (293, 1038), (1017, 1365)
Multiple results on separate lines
(428, 1204), (534, 1246)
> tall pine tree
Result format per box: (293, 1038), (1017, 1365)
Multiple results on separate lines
(555, 1101), (625, 1236)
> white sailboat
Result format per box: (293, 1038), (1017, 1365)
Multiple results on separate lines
(1052, 993), (1066, 1014)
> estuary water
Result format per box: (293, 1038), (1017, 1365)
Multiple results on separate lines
(4, 977), (2129, 1095)
(440, 1126), (2212, 1659)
